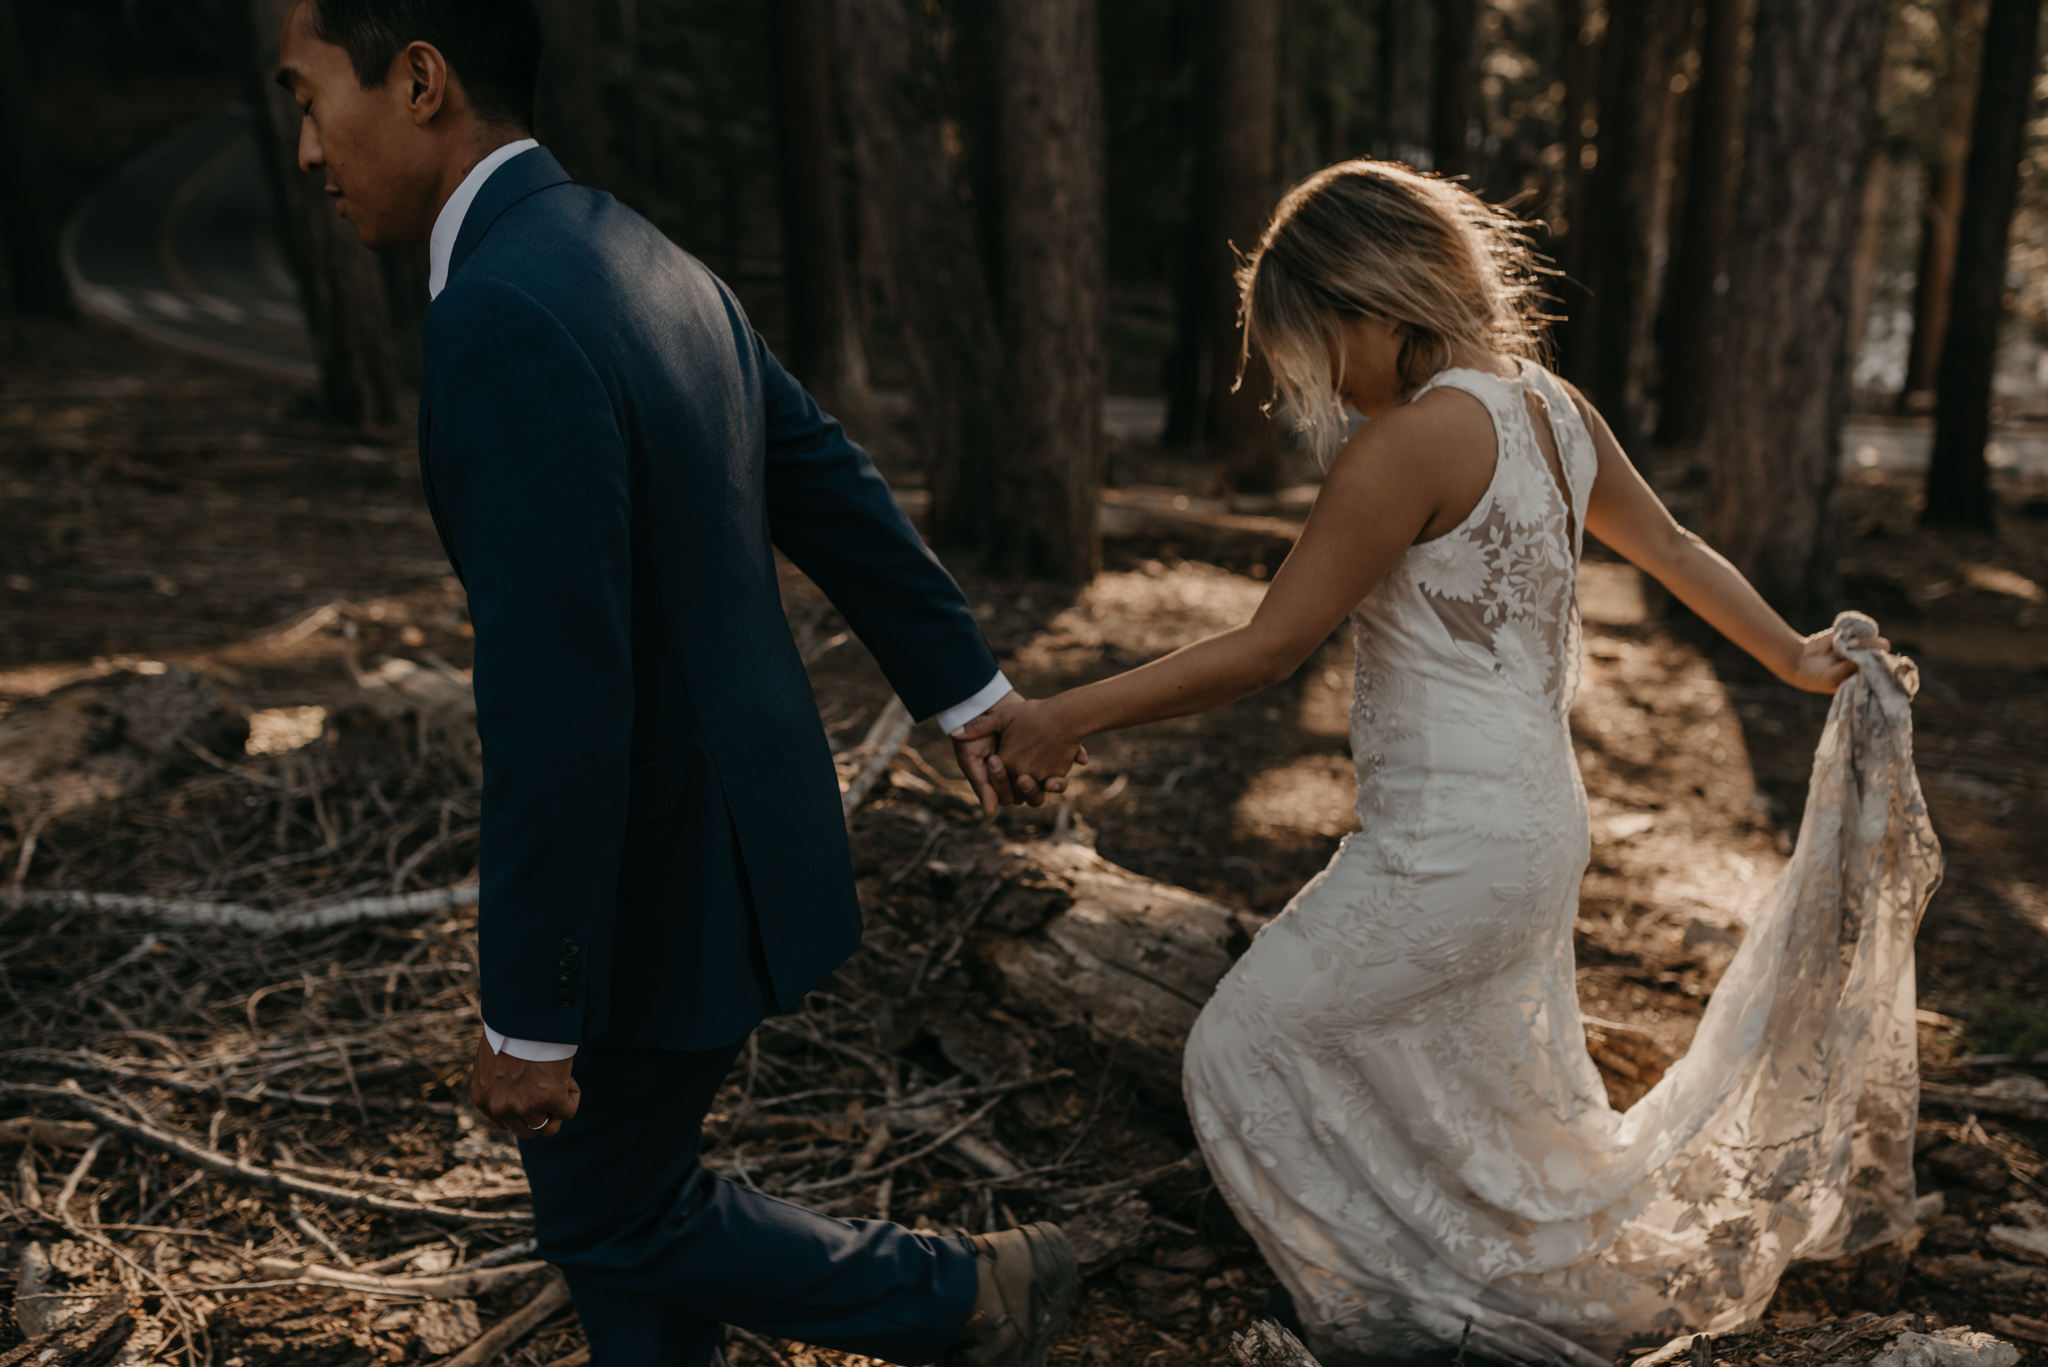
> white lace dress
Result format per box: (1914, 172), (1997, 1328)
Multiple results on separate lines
(1182, 362), (1942, 1366)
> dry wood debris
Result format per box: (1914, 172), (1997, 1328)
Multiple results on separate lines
(2, 655), (2045, 1367)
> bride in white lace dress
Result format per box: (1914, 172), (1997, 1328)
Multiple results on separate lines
(965, 162), (1942, 1365)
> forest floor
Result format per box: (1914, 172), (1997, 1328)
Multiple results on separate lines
(1, 316), (2045, 1367)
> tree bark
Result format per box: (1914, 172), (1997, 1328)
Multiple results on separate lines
(968, 841), (1268, 1107)
(534, 0), (620, 195)
(1175, 0), (1283, 493)
(837, 0), (1006, 552)
(1845, 149), (1893, 379)
(1574, 0), (1652, 438)
(1552, 0), (1598, 384)
(0, 0), (73, 318)
(769, 0), (872, 415)
(249, 0), (407, 431)
(992, 0), (1106, 581)
(1700, 0), (1886, 622)
(1652, 0), (1742, 447)
(1925, 0), (2042, 532)
(1900, 0), (1987, 407)
(1375, 0), (1402, 158)
(1430, 0), (1478, 178)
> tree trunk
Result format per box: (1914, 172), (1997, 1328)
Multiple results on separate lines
(1575, 0), (1651, 437)
(1700, 0), (1886, 622)
(1652, 0), (1741, 447)
(1552, 0), (1598, 383)
(836, 0), (1006, 552)
(249, 0), (407, 431)
(1375, 0), (1401, 158)
(991, 0), (1106, 582)
(1925, 0), (2041, 532)
(1430, 0), (1478, 178)
(534, 0), (620, 195)
(769, 0), (871, 416)
(0, 0), (73, 318)
(1900, 0), (1987, 407)
(1182, 0), (1283, 493)
(1846, 148), (1893, 384)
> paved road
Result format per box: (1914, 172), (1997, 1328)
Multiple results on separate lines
(64, 106), (315, 380)
(61, 108), (2048, 476)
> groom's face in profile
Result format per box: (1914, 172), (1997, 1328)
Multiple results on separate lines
(275, 0), (444, 250)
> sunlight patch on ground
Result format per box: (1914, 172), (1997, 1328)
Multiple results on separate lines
(1295, 642), (1353, 738)
(245, 704), (325, 756)
(1013, 561), (1267, 671)
(1230, 754), (1360, 841)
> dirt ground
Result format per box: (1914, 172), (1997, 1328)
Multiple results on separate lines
(2, 314), (2046, 1366)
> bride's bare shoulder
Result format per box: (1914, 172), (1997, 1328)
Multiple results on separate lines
(1330, 385), (1499, 490)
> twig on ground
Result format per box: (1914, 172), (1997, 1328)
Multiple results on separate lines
(2, 1080), (531, 1226)
(727, 1326), (792, 1367)
(909, 876), (1002, 997)
(4, 1047), (454, 1116)
(197, 1257), (552, 1301)
(785, 1095), (1005, 1195)
(0, 882), (479, 933)
(1047, 1151), (1204, 1208)
(839, 697), (913, 817)
(448, 1237), (541, 1273)
(436, 1268), (572, 1367)
(53, 1133), (108, 1222)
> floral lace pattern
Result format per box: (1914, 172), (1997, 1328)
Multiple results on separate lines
(1181, 363), (1940, 1367)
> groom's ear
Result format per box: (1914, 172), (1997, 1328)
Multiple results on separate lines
(396, 40), (452, 127)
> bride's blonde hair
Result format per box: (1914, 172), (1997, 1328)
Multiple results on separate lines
(1235, 160), (1553, 461)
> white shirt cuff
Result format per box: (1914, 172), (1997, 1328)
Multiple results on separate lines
(935, 672), (1013, 735)
(483, 1023), (578, 1062)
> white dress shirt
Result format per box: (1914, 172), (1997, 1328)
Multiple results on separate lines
(437, 146), (1011, 1063)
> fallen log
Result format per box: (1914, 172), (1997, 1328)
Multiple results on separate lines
(1228, 1321), (1322, 1367)
(0, 1292), (132, 1367)
(965, 840), (1265, 1103)
(1921, 1077), (2048, 1123)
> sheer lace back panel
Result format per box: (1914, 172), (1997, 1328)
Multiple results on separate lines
(1401, 362), (1597, 715)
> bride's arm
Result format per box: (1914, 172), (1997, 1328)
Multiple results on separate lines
(1567, 383), (1883, 692)
(967, 401), (1474, 789)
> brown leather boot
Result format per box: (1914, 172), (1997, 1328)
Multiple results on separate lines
(938, 1222), (1078, 1367)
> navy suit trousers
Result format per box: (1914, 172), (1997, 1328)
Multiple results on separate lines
(519, 1043), (979, 1365)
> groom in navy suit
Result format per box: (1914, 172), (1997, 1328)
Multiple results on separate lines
(273, 2), (1076, 1363)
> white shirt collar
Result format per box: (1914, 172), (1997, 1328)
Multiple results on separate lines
(428, 138), (540, 299)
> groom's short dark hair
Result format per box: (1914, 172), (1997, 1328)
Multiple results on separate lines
(307, 0), (544, 132)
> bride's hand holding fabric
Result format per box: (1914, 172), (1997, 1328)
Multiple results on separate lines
(1782, 624), (1890, 695)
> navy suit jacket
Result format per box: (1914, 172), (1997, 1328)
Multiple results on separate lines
(418, 148), (997, 1051)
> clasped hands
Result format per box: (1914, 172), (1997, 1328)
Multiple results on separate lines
(949, 691), (1090, 817)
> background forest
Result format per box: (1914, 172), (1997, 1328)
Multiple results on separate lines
(6, 0), (2048, 592)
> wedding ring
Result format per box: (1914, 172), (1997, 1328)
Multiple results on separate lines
(526, 1116), (550, 1131)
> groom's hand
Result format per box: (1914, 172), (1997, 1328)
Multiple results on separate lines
(470, 1031), (580, 1139)
(951, 691), (1073, 813)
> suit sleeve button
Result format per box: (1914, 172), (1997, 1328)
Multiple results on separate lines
(560, 937), (580, 956)
(552, 990), (575, 1007)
